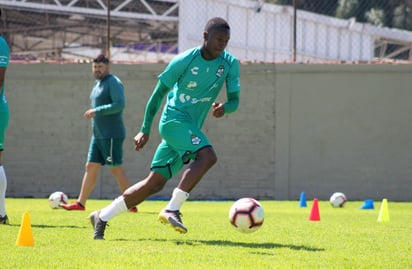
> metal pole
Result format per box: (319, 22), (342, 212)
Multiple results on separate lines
(292, 0), (297, 62)
(106, 0), (111, 59)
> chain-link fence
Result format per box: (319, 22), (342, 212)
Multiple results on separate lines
(0, 0), (411, 63)
(268, 0), (412, 62)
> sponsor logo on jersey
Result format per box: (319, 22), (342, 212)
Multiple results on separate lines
(191, 66), (199, 75)
(179, 93), (212, 104)
(186, 81), (197, 89)
(0, 56), (9, 65)
(179, 94), (191, 103)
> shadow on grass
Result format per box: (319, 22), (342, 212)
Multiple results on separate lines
(31, 224), (85, 229)
(116, 238), (324, 252)
(5, 223), (84, 229)
(175, 239), (324, 252)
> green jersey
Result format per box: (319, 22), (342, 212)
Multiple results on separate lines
(0, 36), (10, 150)
(0, 36), (10, 113)
(90, 74), (126, 139)
(158, 47), (240, 128)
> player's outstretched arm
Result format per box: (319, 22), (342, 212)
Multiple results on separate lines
(135, 80), (170, 151)
(139, 80), (170, 134)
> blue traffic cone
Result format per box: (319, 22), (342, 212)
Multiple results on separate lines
(360, 199), (374, 209)
(299, 191), (307, 208)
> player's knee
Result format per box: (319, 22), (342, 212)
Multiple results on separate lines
(208, 153), (217, 167)
(150, 182), (165, 194)
(200, 147), (217, 167)
(147, 173), (167, 194)
(85, 162), (99, 171)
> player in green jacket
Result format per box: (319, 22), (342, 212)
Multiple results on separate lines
(62, 54), (136, 213)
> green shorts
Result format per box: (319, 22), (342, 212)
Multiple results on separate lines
(0, 108), (9, 151)
(151, 121), (211, 179)
(87, 137), (124, 166)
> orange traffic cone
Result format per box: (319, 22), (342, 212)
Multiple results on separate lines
(309, 198), (320, 221)
(16, 211), (34, 247)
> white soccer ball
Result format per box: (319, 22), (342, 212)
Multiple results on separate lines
(48, 191), (69, 209)
(329, 192), (347, 208)
(229, 198), (264, 233)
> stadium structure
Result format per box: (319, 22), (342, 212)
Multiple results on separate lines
(1, 0), (412, 62)
(0, 0), (179, 62)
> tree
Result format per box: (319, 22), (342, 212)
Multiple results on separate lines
(265, 0), (412, 31)
(392, 3), (412, 30)
(365, 8), (385, 26)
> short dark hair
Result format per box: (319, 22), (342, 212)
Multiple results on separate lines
(93, 54), (109, 64)
(204, 17), (230, 33)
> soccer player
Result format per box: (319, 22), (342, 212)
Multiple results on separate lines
(61, 54), (137, 213)
(90, 17), (240, 239)
(0, 13), (10, 224)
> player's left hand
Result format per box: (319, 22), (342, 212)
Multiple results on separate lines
(212, 102), (225, 118)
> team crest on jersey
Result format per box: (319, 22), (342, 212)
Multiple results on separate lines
(191, 135), (201, 145)
(216, 65), (225, 77)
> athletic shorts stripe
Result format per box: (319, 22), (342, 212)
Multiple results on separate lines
(87, 137), (124, 166)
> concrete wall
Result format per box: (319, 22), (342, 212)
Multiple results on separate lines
(274, 64), (412, 201)
(4, 63), (412, 201)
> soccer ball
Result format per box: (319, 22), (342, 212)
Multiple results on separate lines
(229, 198), (264, 233)
(329, 192), (347, 208)
(48, 191), (68, 209)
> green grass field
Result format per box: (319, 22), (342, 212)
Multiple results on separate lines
(0, 198), (411, 268)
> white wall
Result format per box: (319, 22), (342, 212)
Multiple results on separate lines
(179, 0), (379, 62)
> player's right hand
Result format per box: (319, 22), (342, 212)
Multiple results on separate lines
(84, 109), (96, 119)
(134, 132), (149, 151)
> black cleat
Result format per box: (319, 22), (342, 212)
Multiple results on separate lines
(0, 214), (9, 225)
(89, 211), (107, 240)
